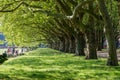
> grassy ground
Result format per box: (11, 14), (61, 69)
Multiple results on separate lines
(0, 48), (120, 80)
(0, 48), (7, 54)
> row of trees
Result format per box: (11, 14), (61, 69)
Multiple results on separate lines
(0, 0), (120, 66)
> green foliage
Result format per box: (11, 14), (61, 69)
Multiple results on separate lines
(0, 48), (119, 79)
(0, 0), (55, 46)
(0, 1), (119, 66)
(0, 40), (4, 44)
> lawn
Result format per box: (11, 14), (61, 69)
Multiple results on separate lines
(0, 48), (120, 80)
(0, 48), (7, 54)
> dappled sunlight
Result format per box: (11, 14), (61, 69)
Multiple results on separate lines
(0, 0), (119, 79)
(0, 48), (119, 79)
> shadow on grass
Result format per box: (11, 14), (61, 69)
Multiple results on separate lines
(5, 67), (120, 80)
(5, 69), (75, 80)
(0, 73), (11, 80)
(2, 48), (120, 80)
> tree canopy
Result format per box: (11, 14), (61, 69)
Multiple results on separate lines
(0, 0), (120, 66)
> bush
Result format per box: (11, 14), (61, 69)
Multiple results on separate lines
(0, 53), (8, 64)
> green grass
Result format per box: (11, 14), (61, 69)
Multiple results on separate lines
(0, 48), (120, 80)
(0, 49), (7, 54)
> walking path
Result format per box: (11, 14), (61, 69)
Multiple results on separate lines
(97, 50), (120, 61)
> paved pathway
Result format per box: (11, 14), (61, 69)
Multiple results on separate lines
(97, 50), (120, 61)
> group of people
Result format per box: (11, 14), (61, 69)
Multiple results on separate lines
(5, 47), (25, 57)
(103, 38), (120, 49)
(0, 47), (36, 63)
(2, 46), (38, 58)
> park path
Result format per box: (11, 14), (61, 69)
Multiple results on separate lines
(97, 50), (120, 61)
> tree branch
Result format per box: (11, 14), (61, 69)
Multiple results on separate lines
(22, 2), (42, 9)
(0, 1), (23, 12)
(0, 1), (19, 10)
(67, 0), (95, 19)
(0, 1), (42, 12)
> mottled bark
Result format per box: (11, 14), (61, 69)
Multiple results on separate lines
(59, 37), (65, 52)
(75, 33), (85, 56)
(98, 0), (119, 66)
(64, 37), (70, 53)
(69, 38), (72, 53)
(96, 30), (103, 51)
(118, 0), (120, 16)
(118, 0), (120, 38)
(69, 36), (75, 53)
(85, 1), (97, 59)
(56, 41), (60, 50)
(85, 29), (97, 59)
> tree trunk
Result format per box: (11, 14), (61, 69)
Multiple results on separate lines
(59, 37), (65, 52)
(75, 32), (85, 56)
(69, 38), (72, 53)
(51, 41), (55, 49)
(56, 41), (60, 50)
(85, 2), (97, 59)
(69, 36), (75, 53)
(48, 41), (53, 48)
(69, 36), (73, 53)
(98, 0), (119, 66)
(96, 29), (103, 51)
(64, 36), (70, 53)
(85, 29), (97, 59)
(118, 0), (120, 40)
(118, 0), (120, 16)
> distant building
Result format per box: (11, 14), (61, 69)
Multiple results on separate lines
(0, 32), (7, 48)
(0, 32), (5, 40)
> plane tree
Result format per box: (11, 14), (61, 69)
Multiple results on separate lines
(0, 0), (119, 66)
